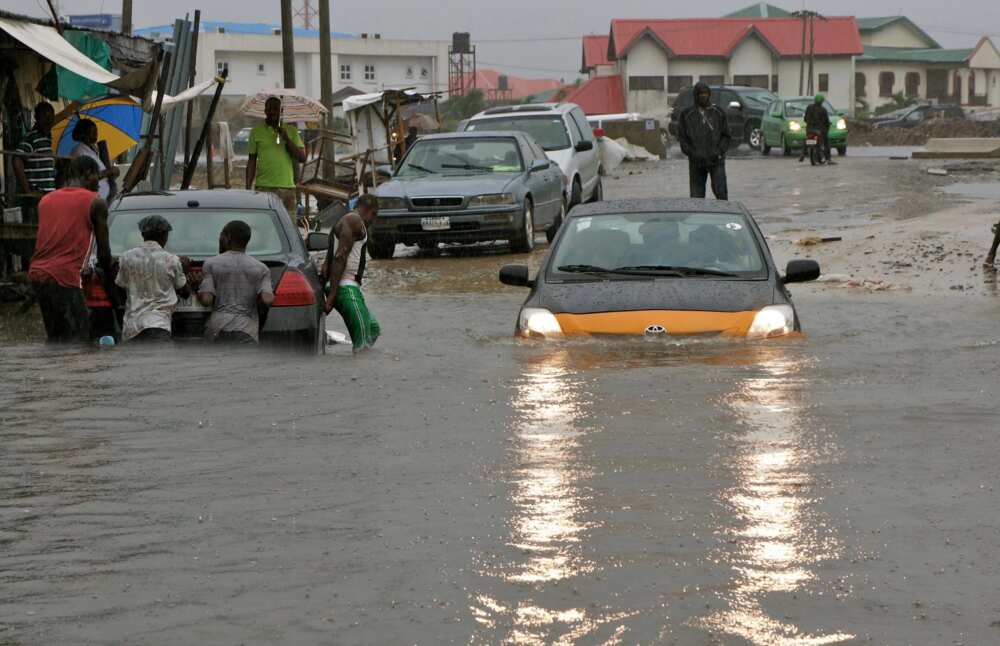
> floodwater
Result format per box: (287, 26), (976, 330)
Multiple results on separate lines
(942, 181), (1000, 200)
(3, 158), (1000, 645)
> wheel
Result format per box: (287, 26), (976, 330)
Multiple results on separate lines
(746, 124), (763, 150)
(511, 199), (535, 253)
(570, 178), (582, 207)
(367, 237), (396, 259)
(782, 135), (792, 157)
(837, 146), (847, 156)
(546, 199), (567, 243)
(587, 176), (603, 203)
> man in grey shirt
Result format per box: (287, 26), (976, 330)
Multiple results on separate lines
(197, 220), (274, 344)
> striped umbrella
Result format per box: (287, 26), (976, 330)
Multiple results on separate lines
(240, 88), (328, 122)
(50, 95), (143, 159)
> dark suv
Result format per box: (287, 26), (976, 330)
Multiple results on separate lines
(668, 85), (777, 150)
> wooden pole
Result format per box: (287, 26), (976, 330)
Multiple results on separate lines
(318, 0), (333, 182)
(798, 13), (806, 95)
(185, 11), (202, 167)
(807, 14), (816, 96)
(121, 0), (133, 35)
(45, 0), (62, 34)
(281, 0), (297, 89)
(181, 70), (228, 190)
(123, 50), (171, 194)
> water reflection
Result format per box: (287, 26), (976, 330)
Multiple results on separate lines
(472, 350), (634, 644)
(699, 356), (854, 645)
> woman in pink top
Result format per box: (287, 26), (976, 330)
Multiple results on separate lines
(28, 156), (111, 342)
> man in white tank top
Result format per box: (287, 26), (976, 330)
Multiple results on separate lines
(323, 194), (381, 352)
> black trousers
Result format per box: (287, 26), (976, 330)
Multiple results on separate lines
(31, 281), (89, 342)
(689, 161), (728, 200)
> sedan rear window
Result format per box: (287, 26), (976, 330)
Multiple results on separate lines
(109, 209), (286, 258)
(466, 116), (570, 151)
(550, 212), (766, 280)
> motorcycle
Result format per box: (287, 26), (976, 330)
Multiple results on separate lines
(805, 132), (824, 166)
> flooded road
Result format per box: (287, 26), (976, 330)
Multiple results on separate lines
(3, 157), (1000, 644)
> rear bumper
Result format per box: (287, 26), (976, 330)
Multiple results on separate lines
(89, 305), (321, 342)
(374, 207), (522, 245)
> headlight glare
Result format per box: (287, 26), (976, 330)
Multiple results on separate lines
(789, 121), (802, 132)
(519, 308), (562, 337)
(836, 118), (847, 130)
(747, 305), (795, 339)
(377, 196), (407, 210)
(469, 193), (516, 207)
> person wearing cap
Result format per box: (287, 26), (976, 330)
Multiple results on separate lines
(802, 94), (835, 165)
(245, 96), (306, 224)
(115, 214), (193, 342)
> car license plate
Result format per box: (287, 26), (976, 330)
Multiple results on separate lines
(805, 138), (818, 147)
(175, 295), (209, 313)
(421, 216), (450, 231)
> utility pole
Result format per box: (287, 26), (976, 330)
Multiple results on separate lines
(319, 0), (332, 123)
(792, 10), (827, 96)
(281, 0), (297, 89)
(295, 0), (317, 30)
(807, 13), (815, 96)
(122, 0), (132, 35)
(796, 11), (807, 95)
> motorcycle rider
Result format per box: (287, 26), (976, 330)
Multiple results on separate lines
(677, 82), (731, 200)
(800, 94), (835, 165)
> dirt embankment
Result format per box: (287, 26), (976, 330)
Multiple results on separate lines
(851, 118), (1000, 146)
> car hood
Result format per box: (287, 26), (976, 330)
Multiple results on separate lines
(537, 278), (775, 315)
(377, 173), (518, 198)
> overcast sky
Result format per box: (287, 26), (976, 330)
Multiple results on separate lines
(9, 0), (999, 80)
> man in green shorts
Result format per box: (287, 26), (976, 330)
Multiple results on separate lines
(245, 96), (306, 224)
(323, 194), (381, 352)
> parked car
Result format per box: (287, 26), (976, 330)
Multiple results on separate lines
(461, 103), (602, 207)
(760, 97), (849, 156)
(498, 198), (820, 338)
(85, 189), (329, 352)
(668, 85), (777, 150)
(871, 103), (965, 129)
(371, 131), (566, 258)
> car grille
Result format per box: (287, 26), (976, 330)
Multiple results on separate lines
(410, 197), (464, 209)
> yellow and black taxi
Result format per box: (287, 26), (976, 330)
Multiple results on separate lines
(499, 199), (820, 339)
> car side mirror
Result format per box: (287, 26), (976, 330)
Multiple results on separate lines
(728, 101), (742, 110)
(783, 259), (821, 284)
(499, 264), (533, 287)
(574, 140), (594, 152)
(306, 232), (330, 252)
(529, 159), (550, 173)
(376, 164), (394, 178)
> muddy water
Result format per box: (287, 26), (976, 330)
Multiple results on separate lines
(2, 284), (999, 645)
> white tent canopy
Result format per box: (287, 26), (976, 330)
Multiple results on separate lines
(342, 90), (428, 113)
(0, 16), (125, 89)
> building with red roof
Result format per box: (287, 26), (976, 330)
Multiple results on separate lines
(461, 69), (563, 102)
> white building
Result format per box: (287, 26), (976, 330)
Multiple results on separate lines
(135, 21), (450, 100)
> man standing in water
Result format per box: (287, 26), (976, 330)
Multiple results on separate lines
(324, 194), (380, 352)
(245, 96), (306, 223)
(676, 83), (731, 200)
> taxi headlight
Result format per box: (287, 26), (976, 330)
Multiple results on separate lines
(789, 121), (802, 132)
(469, 193), (516, 207)
(519, 307), (562, 337)
(377, 196), (407, 210)
(836, 118), (847, 130)
(747, 305), (795, 339)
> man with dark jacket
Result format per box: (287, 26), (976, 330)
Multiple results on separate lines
(801, 94), (834, 165)
(676, 83), (731, 200)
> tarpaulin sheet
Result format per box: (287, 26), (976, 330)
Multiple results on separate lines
(153, 78), (219, 113)
(0, 17), (119, 87)
(58, 30), (112, 102)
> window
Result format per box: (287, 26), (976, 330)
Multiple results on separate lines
(667, 75), (693, 93)
(769, 101), (782, 118)
(570, 109), (594, 142)
(855, 72), (867, 96)
(257, 63), (266, 76)
(420, 67), (429, 79)
(699, 75), (724, 86)
(879, 72), (895, 97)
(629, 76), (664, 91)
(405, 66), (414, 79)
(818, 73), (829, 92)
(927, 69), (948, 99)
(216, 61), (229, 75)
(771, 75), (779, 92)
(732, 74), (769, 89)
(340, 64), (351, 80)
(364, 64), (376, 81)
(465, 115), (571, 151)
(905, 72), (920, 97)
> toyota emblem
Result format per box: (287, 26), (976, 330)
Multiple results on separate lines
(645, 325), (667, 336)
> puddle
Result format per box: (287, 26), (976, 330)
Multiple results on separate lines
(940, 182), (1000, 200)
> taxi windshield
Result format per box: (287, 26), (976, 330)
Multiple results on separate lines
(785, 100), (836, 118)
(549, 212), (766, 280)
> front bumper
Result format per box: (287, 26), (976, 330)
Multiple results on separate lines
(374, 206), (523, 245)
(784, 129), (849, 148)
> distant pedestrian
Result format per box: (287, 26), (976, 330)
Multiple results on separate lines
(12, 101), (78, 223)
(27, 156), (111, 342)
(197, 220), (274, 345)
(70, 118), (120, 200)
(676, 82), (731, 200)
(324, 194), (380, 352)
(245, 96), (306, 224)
(985, 220), (1000, 268)
(115, 215), (192, 343)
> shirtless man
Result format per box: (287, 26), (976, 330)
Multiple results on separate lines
(323, 194), (380, 352)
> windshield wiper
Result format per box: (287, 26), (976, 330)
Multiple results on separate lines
(556, 264), (652, 277)
(441, 163), (491, 172)
(402, 163), (434, 174)
(615, 265), (740, 278)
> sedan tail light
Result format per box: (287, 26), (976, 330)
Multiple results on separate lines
(272, 268), (316, 307)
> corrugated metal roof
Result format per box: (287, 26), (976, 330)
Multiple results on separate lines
(563, 75), (625, 116)
(609, 17), (864, 59)
(581, 35), (611, 72)
(856, 16), (940, 49)
(134, 21), (355, 39)
(725, 3), (792, 18)
(858, 46), (971, 64)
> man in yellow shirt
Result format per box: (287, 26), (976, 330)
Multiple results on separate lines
(245, 96), (306, 224)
